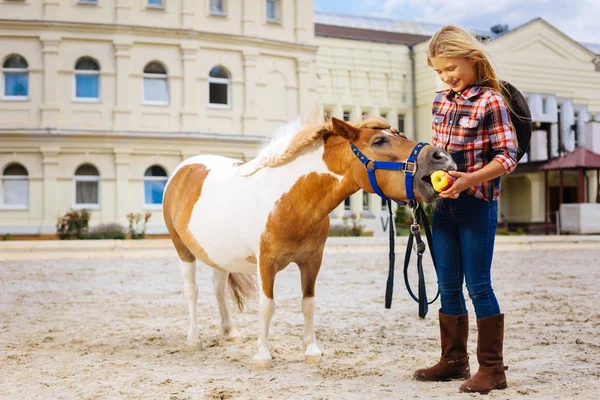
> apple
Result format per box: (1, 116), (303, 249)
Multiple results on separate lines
(430, 170), (456, 192)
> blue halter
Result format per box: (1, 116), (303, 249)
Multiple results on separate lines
(350, 140), (428, 205)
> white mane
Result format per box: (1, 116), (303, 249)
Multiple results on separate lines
(235, 117), (307, 176)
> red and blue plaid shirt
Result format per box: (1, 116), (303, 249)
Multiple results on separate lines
(431, 86), (517, 202)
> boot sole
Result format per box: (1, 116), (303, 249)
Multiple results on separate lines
(414, 372), (471, 382)
(459, 381), (507, 394)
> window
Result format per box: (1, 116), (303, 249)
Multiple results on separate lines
(147, 0), (164, 8)
(74, 164), (100, 209)
(398, 114), (405, 134)
(542, 98), (548, 114)
(143, 62), (169, 105)
(2, 55), (29, 99)
(362, 191), (369, 211)
(77, 0), (98, 4)
(344, 197), (351, 211)
(343, 111), (350, 122)
(266, 0), (279, 22)
(144, 165), (167, 208)
(74, 57), (100, 101)
(208, 66), (231, 107)
(210, 0), (225, 14)
(381, 113), (388, 121)
(381, 197), (387, 211)
(1, 164), (28, 209)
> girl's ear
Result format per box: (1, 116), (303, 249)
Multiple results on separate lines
(331, 117), (360, 142)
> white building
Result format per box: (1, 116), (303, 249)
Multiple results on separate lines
(1, 3), (599, 236)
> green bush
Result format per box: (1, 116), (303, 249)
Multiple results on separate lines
(81, 223), (126, 240)
(127, 212), (152, 239)
(56, 209), (91, 239)
(328, 213), (364, 237)
(91, 223), (126, 239)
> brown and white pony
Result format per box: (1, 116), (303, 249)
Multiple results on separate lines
(163, 116), (455, 368)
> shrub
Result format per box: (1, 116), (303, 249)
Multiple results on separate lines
(329, 213), (364, 237)
(127, 212), (152, 239)
(56, 209), (91, 240)
(82, 223), (126, 240)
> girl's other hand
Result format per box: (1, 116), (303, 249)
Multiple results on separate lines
(439, 171), (474, 199)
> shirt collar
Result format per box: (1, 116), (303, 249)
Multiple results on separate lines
(436, 85), (483, 101)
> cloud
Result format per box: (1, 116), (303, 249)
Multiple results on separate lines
(382, 0), (599, 42)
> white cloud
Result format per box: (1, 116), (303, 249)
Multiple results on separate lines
(382, 0), (599, 43)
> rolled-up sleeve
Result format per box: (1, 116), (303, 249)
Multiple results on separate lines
(486, 94), (518, 174)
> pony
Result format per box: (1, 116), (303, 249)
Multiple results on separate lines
(162, 116), (456, 368)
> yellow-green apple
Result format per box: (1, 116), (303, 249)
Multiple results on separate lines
(430, 170), (455, 192)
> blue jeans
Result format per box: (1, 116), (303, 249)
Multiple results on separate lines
(432, 193), (500, 319)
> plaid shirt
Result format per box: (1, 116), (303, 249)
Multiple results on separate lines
(431, 86), (517, 201)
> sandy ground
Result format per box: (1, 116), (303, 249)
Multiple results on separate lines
(1, 246), (599, 400)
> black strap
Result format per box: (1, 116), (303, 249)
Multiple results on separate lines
(385, 198), (395, 309)
(385, 201), (439, 318)
(401, 203), (439, 319)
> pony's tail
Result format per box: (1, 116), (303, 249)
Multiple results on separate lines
(228, 272), (257, 312)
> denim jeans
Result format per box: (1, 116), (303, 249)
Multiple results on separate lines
(432, 192), (500, 319)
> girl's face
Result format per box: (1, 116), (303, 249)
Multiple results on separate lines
(430, 57), (476, 93)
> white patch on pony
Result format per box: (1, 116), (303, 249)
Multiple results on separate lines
(302, 297), (322, 363)
(179, 259), (201, 349)
(254, 279), (275, 368)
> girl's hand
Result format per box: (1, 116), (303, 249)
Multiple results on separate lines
(439, 171), (474, 199)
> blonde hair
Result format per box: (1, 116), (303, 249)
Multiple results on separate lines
(427, 25), (518, 146)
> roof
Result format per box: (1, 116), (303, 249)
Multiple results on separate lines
(313, 11), (496, 43)
(540, 146), (600, 170)
(313, 12), (600, 54)
(581, 42), (600, 55)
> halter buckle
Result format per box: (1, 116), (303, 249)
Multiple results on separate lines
(404, 161), (417, 174)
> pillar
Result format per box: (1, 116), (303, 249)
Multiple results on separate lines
(180, 44), (199, 131)
(41, 146), (60, 233)
(40, 35), (61, 128)
(113, 40), (132, 131)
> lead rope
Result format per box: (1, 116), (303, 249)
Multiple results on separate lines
(385, 200), (440, 319)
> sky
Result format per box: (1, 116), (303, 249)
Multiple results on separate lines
(314, 0), (600, 44)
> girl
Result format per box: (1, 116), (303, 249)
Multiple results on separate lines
(413, 25), (517, 394)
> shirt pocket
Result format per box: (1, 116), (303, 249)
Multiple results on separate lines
(456, 116), (481, 144)
(432, 113), (446, 142)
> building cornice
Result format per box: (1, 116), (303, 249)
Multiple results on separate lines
(0, 128), (265, 144)
(0, 19), (319, 56)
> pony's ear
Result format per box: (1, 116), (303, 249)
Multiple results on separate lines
(331, 117), (360, 142)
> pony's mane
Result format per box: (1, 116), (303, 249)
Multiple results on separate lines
(235, 115), (392, 176)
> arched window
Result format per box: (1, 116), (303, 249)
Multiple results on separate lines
(143, 165), (168, 208)
(208, 66), (231, 107)
(2, 55), (29, 99)
(143, 62), (169, 105)
(1, 164), (28, 209)
(74, 164), (100, 208)
(74, 57), (100, 100)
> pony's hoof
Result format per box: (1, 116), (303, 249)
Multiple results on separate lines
(252, 357), (272, 369)
(304, 344), (322, 364)
(253, 347), (272, 369)
(223, 328), (242, 343)
(304, 353), (322, 364)
(187, 340), (203, 350)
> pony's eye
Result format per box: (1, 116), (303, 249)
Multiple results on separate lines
(372, 137), (388, 147)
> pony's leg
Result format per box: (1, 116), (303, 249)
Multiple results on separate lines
(253, 262), (276, 368)
(213, 269), (241, 342)
(179, 259), (202, 349)
(298, 253), (324, 364)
